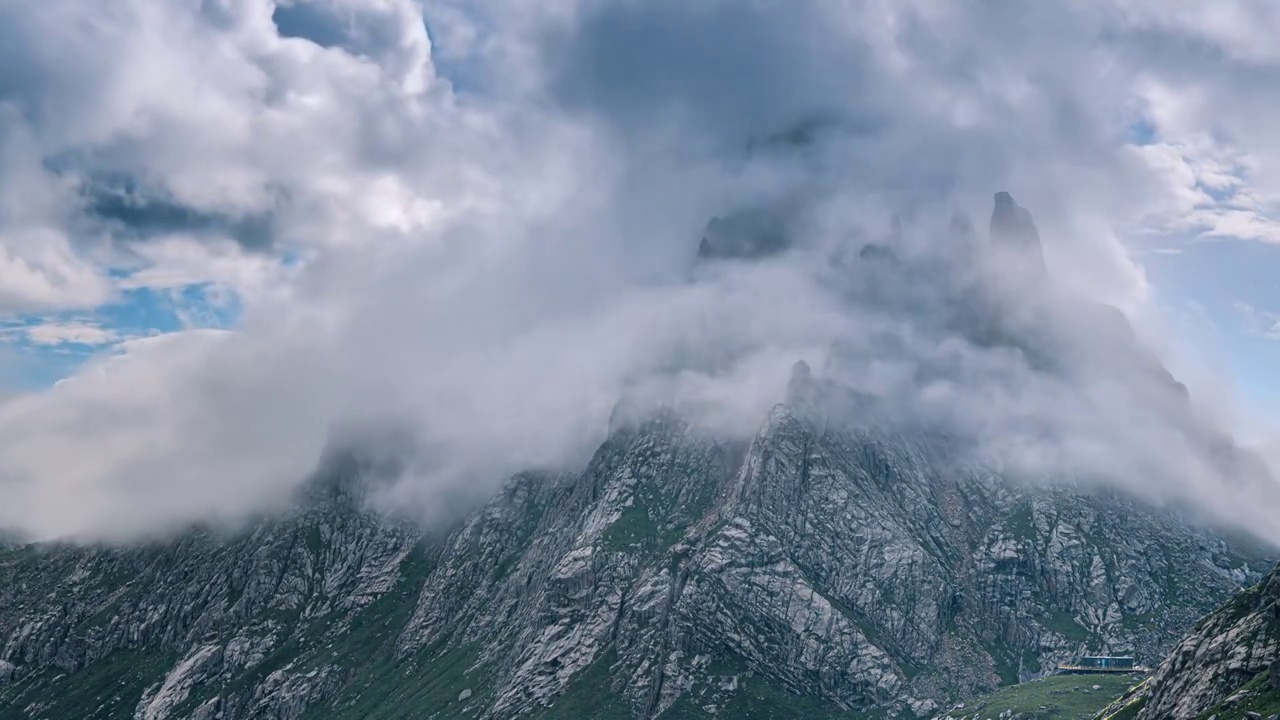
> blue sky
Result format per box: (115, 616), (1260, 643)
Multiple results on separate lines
(0, 285), (239, 392)
(1149, 241), (1280, 421)
(1120, 119), (1280, 424)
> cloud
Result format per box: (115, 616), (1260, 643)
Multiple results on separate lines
(15, 321), (121, 347)
(1131, 136), (1280, 243)
(1, 0), (1280, 542)
(1235, 301), (1280, 340)
(0, 227), (113, 314)
(0, 330), (335, 541)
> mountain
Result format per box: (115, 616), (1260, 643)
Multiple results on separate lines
(0, 458), (433, 720)
(697, 207), (792, 261)
(989, 191), (1046, 278)
(0, 400), (1270, 719)
(2, 193), (1274, 719)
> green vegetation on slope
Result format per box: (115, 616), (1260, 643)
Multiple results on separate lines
(1094, 678), (1148, 720)
(1195, 670), (1280, 720)
(300, 547), (497, 720)
(534, 648), (633, 720)
(1041, 609), (1093, 643)
(532, 644), (887, 720)
(0, 646), (177, 720)
(945, 673), (1141, 720)
(664, 674), (885, 720)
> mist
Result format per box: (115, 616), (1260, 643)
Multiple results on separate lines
(1, 0), (1279, 543)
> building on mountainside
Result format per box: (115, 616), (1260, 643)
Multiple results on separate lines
(1057, 656), (1149, 675)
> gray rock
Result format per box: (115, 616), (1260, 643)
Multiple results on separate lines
(1121, 565), (1280, 720)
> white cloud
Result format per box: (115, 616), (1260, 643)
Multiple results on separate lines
(0, 113), (113, 313)
(2, 0), (1280, 542)
(19, 321), (121, 347)
(0, 227), (114, 314)
(1129, 134), (1280, 243)
(1234, 301), (1280, 340)
(0, 330), (335, 541)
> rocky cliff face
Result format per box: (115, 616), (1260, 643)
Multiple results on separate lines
(0, 459), (432, 720)
(1092, 564), (1280, 720)
(1, 401), (1270, 720)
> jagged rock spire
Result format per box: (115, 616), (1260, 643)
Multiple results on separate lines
(696, 208), (790, 261)
(989, 191), (1047, 277)
(785, 359), (814, 401)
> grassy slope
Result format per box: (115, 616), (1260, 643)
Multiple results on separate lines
(1194, 670), (1280, 720)
(0, 646), (177, 720)
(532, 645), (889, 720)
(946, 673), (1141, 720)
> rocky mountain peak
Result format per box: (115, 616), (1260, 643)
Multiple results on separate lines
(989, 191), (1047, 278)
(784, 359), (814, 401)
(695, 206), (791, 261)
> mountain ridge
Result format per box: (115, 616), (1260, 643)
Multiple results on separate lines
(2, 398), (1271, 719)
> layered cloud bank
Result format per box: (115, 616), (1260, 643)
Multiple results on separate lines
(1, 0), (1279, 541)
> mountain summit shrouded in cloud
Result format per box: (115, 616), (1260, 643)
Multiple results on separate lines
(990, 191), (1047, 280)
(1, 0), (1280, 543)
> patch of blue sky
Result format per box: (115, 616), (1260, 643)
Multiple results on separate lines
(1145, 239), (1280, 423)
(1118, 110), (1279, 422)
(274, 1), (477, 95)
(117, 284), (243, 336)
(0, 344), (91, 392)
(1202, 184), (1237, 204)
(0, 283), (243, 391)
(271, 2), (350, 49)
(1126, 118), (1157, 146)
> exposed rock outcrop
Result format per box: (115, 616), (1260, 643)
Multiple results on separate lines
(1097, 565), (1280, 720)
